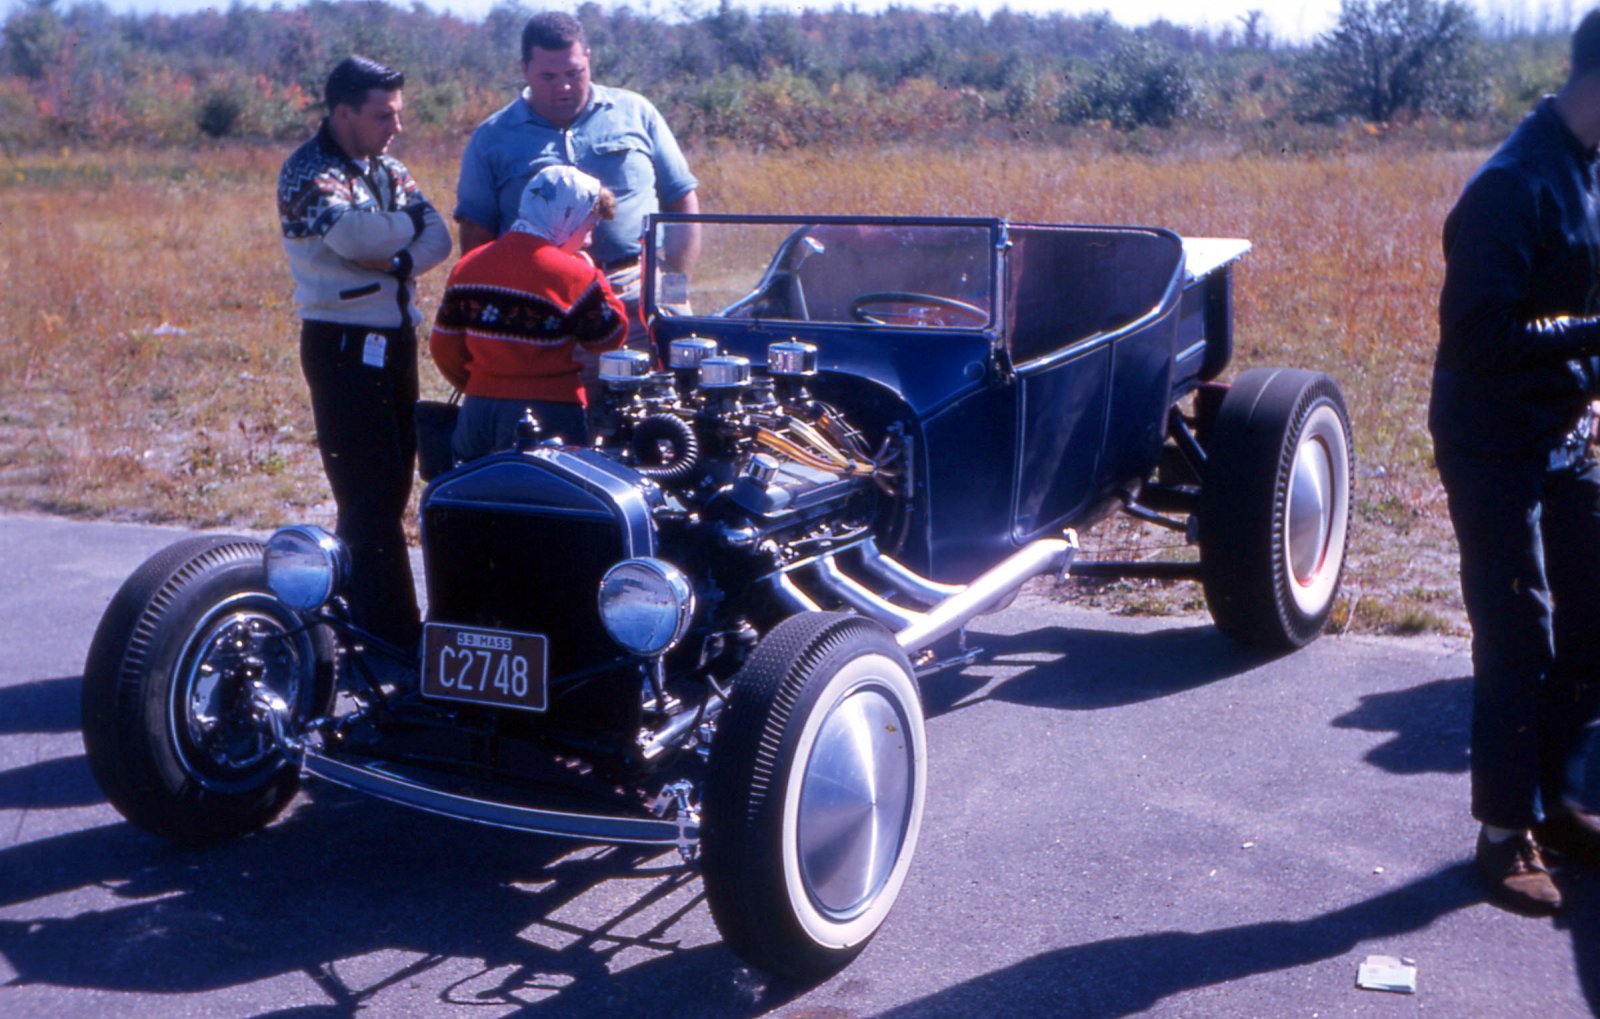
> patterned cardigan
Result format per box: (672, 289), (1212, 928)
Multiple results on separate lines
(277, 122), (452, 328)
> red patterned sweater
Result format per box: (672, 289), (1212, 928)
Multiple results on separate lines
(429, 232), (627, 404)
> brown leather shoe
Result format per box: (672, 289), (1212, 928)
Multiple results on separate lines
(1475, 829), (1561, 915)
(1534, 805), (1600, 866)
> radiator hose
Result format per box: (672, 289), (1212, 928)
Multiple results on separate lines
(630, 413), (701, 487)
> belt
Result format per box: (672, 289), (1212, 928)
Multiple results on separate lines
(602, 254), (641, 274)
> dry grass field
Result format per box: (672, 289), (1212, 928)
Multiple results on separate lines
(0, 137), (1477, 634)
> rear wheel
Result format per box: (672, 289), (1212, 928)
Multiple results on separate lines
(701, 613), (926, 980)
(81, 536), (335, 845)
(1198, 368), (1352, 649)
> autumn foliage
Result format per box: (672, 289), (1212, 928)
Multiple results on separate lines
(0, 0), (1571, 150)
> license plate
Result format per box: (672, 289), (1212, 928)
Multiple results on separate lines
(421, 623), (549, 712)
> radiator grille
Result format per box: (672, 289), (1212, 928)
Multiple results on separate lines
(423, 507), (624, 682)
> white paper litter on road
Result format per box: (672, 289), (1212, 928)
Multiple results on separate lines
(1356, 954), (1417, 994)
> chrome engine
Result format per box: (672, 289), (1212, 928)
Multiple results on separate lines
(587, 337), (1076, 666)
(593, 338), (901, 538)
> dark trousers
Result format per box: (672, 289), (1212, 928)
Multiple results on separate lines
(452, 396), (588, 463)
(299, 320), (420, 648)
(1437, 453), (1600, 829)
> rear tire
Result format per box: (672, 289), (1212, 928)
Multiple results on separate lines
(81, 536), (335, 845)
(701, 613), (926, 980)
(1198, 368), (1352, 649)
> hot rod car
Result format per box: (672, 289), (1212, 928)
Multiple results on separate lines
(82, 214), (1351, 980)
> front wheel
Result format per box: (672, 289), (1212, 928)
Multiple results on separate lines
(701, 613), (927, 980)
(1198, 368), (1353, 650)
(81, 536), (335, 845)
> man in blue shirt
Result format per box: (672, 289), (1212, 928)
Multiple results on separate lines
(455, 11), (700, 346)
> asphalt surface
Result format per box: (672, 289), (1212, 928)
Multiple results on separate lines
(1, 512), (1596, 1018)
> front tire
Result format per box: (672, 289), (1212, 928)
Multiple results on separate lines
(1198, 368), (1353, 649)
(701, 613), (926, 980)
(81, 536), (335, 845)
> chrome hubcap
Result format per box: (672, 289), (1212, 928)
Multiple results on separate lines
(1282, 402), (1350, 617)
(1287, 435), (1334, 585)
(796, 684), (915, 919)
(174, 604), (303, 788)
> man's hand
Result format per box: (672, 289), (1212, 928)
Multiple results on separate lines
(352, 253), (410, 276)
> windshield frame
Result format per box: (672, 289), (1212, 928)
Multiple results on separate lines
(642, 213), (1007, 334)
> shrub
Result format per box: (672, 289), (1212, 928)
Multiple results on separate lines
(1294, 0), (1492, 123)
(1059, 38), (1199, 129)
(197, 87), (246, 138)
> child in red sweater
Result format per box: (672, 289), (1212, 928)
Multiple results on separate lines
(430, 165), (627, 460)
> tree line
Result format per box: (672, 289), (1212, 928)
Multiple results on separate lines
(0, 0), (1575, 149)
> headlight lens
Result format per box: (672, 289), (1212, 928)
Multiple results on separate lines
(264, 525), (348, 612)
(597, 558), (695, 656)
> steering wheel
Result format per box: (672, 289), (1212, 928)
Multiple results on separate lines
(848, 292), (988, 328)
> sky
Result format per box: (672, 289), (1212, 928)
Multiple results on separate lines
(48, 0), (1590, 44)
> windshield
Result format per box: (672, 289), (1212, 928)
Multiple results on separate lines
(651, 219), (996, 329)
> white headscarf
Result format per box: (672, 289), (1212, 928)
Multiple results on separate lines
(508, 165), (602, 247)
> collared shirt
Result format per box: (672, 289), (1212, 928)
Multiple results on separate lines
(454, 84), (698, 268)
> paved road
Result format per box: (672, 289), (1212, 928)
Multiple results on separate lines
(1, 513), (1596, 1018)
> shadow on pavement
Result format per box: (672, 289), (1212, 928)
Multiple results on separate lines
(1331, 675), (1472, 776)
(4, 795), (1597, 1017)
(0, 753), (100, 811)
(921, 620), (1273, 717)
(1555, 870), (1600, 1010)
(0, 675), (81, 736)
(0, 786), (798, 1017)
(5, 638), (1595, 1016)
(864, 864), (1599, 1018)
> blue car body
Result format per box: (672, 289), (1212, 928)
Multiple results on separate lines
(642, 214), (1244, 581)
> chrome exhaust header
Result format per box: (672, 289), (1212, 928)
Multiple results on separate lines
(815, 554), (922, 629)
(792, 531), (1078, 653)
(891, 534), (1077, 651)
(857, 535), (963, 606)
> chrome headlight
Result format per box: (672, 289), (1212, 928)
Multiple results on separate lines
(597, 558), (694, 656)
(264, 525), (348, 612)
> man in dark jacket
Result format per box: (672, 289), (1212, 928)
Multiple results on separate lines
(1431, 10), (1600, 915)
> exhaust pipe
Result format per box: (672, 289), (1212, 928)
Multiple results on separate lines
(857, 536), (962, 605)
(803, 531), (1078, 653)
(770, 569), (822, 613)
(816, 554), (923, 629)
(892, 534), (1077, 651)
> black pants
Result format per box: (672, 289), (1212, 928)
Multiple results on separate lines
(299, 320), (420, 648)
(452, 396), (588, 462)
(1437, 452), (1600, 829)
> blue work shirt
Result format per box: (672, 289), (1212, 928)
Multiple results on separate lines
(454, 84), (698, 268)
